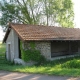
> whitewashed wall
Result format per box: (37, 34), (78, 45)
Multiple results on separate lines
(6, 29), (19, 62)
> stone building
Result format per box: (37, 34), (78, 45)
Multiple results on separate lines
(3, 23), (80, 61)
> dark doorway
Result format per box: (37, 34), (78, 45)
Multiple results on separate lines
(18, 38), (21, 59)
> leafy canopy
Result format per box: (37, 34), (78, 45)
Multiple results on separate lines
(0, 0), (74, 30)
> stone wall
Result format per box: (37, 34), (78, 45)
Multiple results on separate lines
(23, 41), (51, 60)
(35, 41), (51, 60)
(23, 41), (80, 61)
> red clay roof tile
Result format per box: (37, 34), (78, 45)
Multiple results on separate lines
(3, 23), (80, 42)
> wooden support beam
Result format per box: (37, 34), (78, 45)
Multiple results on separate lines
(69, 42), (71, 54)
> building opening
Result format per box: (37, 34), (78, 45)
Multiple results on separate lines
(51, 41), (78, 57)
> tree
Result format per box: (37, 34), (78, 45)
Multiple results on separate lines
(41, 0), (74, 27)
(0, 0), (74, 30)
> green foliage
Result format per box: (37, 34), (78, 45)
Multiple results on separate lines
(20, 41), (46, 64)
(61, 59), (80, 69)
(0, 51), (80, 76)
(41, 0), (74, 27)
(0, 1), (18, 30)
(21, 49), (46, 63)
(0, 0), (74, 29)
(0, 42), (5, 56)
(30, 42), (35, 50)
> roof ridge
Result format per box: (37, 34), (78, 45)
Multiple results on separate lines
(3, 22), (80, 42)
(8, 22), (80, 29)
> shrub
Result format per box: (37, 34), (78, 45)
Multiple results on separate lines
(61, 59), (80, 68)
(20, 41), (46, 64)
(21, 49), (46, 64)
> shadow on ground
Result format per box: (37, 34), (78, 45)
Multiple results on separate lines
(0, 70), (80, 80)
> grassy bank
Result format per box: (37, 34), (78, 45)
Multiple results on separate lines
(0, 42), (80, 77)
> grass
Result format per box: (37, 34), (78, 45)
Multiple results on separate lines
(0, 42), (80, 77)
(0, 42), (5, 56)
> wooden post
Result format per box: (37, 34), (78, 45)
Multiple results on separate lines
(69, 42), (71, 54)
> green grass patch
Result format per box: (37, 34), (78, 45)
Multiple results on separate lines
(0, 42), (5, 56)
(0, 56), (80, 76)
(61, 59), (80, 69)
(0, 42), (80, 76)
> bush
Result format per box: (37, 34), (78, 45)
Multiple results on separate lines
(61, 59), (80, 68)
(20, 41), (46, 65)
(21, 49), (46, 64)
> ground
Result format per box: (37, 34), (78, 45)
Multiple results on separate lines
(0, 42), (80, 78)
(0, 70), (80, 80)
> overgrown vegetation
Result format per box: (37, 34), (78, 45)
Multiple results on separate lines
(61, 59), (80, 69)
(1, 42), (80, 76)
(20, 42), (46, 64)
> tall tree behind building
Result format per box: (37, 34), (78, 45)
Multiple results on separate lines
(0, 0), (74, 30)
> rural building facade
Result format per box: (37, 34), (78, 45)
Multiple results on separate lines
(3, 23), (80, 61)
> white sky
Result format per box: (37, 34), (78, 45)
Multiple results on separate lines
(73, 0), (80, 28)
(0, 27), (5, 41)
(0, 0), (80, 41)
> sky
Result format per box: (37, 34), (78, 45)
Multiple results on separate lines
(0, 27), (5, 41)
(73, 0), (80, 28)
(0, 0), (80, 41)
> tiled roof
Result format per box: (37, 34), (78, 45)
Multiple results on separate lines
(3, 23), (80, 42)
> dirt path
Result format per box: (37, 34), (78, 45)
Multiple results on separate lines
(0, 70), (80, 80)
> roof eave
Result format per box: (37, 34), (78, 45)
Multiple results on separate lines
(2, 23), (11, 43)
